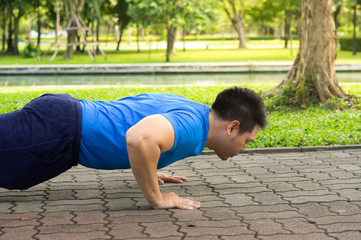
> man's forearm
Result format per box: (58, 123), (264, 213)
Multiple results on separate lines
(127, 135), (162, 207)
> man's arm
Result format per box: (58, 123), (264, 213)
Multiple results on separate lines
(126, 114), (201, 210)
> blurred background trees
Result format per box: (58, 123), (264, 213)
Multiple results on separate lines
(0, 0), (360, 61)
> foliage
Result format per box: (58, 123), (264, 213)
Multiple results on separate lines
(22, 42), (37, 58)
(0, 84), (360, 149)
(339, 36), (361, 51)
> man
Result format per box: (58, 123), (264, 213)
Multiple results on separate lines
(0, 87), (266, 209)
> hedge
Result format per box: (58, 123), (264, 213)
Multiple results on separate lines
(339, 37), (361, 51)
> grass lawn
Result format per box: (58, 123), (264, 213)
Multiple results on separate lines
(0, 83), (360, 149)
(1, 39), (361, 64)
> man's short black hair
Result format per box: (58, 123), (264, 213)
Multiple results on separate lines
(211, 87), (267, 134)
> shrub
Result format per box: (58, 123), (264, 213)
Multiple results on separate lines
(23, 42), (37, 58)
(339, 37), (361, 51)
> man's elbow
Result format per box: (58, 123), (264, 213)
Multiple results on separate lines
(126, 128), (161, 162)
(126, 128), (145, 149)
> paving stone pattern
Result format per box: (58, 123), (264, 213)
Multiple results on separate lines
(1, 149), (361, 239)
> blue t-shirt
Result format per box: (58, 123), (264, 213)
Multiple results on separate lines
(78, 93), (210, 170)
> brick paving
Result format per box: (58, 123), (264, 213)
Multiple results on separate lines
(1, 148), (361, 239)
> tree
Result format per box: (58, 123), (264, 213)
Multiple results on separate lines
(28, 0), (48, 54)
(333, 0), (343, 31)
(265, 0), (351, 106)
(221, 0), (247, 48)
(159, 0), (193, 62)
(82, 0), (110, 54)
(127, 0), (153, 53)
(180, 0), (220, 51)
(250, 0), (301, 47)
(0, 0), (7, 51)
(5, 0), (29, 55)
(113, 0), (131, 51)
(349, 0), (361, 55)
(63, 0), (85, 60)
(281, 0), (300, 48)
(127, 0), (193, 61)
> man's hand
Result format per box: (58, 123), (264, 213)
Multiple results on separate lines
(157, 173), (188, 185)
(153, 192), (201, 210)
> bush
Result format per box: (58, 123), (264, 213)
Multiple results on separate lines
(339, 37), (361, 51)
(23, 42), (37, 58)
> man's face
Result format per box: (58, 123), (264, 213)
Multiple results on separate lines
(215, 124), (260, 160)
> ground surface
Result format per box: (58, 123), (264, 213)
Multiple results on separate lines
(1, 148), (361, 239)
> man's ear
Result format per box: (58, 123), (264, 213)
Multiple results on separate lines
(227, 120), (240, 135)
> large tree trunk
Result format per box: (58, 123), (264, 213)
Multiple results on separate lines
(265, 0), (347, 106)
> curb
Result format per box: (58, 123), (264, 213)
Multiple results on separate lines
(1, 62), (361, 75)
(201, 144), (361, 155)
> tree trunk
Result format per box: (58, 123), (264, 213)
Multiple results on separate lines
(333, 4), (341, 31)
(234, 12), (246, 48)
(265, 0), (347, 106)
(63, 0), (85, 60)
(6, 3), (13, 54)
(353, 4), (357, 55)
(82, 30), (87, 52)
(182, 26), (186, 52)
(223, 1), (246, 49)
(116, 22), (125, 51)
(136, 23), (140, 53)
(37, 0), (41, 51)
(76, 34), (81, 52)
(105, 23), (110, 46)
(64, 24), (76, 59)
(12, 9), (23, 55)
(96, 17), (100, 54)
(166, 25), (177, 62)
(2, 7), (6, 51)
(284, 9), (290, 48)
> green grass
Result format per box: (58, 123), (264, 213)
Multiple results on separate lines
(0, 48), (295, 64)
(1, 84), (360, 149)
(2, 38), (361, 64)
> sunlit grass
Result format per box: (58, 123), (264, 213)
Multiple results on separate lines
(1, 38), (361, 64)
(0, 84), (360, 148)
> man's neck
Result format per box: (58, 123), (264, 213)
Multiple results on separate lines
(205, 110), (220, 150)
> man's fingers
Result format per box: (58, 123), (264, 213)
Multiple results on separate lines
(166, 176), (188, 183)
(157, 173), (188, 184)
(177, 198), (201, 210)
(153, 192), (201, 210)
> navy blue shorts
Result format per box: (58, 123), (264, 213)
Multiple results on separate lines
(0, 94), (82, 190)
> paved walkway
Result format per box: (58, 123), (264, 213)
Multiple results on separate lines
(1, 148), (361, 239)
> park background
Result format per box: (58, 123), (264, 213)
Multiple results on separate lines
(0, 0), (360, 149)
